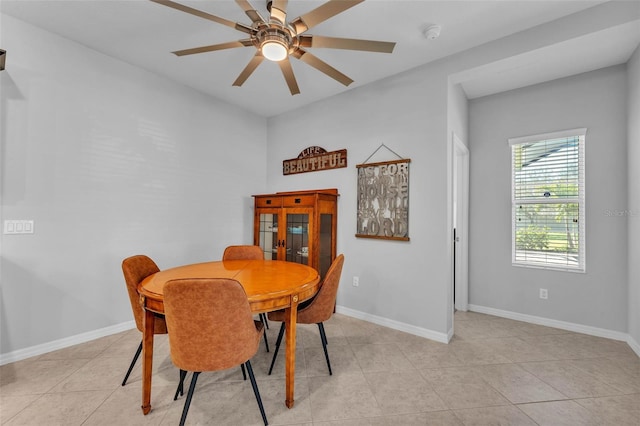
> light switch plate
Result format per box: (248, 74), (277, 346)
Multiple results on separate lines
(3, 220), (34, 234)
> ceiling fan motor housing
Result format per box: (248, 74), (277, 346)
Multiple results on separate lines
(256, 26), (292, 48)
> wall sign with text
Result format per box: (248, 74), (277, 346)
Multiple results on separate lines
(356, 159), (410, 241)
(283, 146), (347, 175)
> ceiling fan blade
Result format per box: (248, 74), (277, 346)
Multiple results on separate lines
(291, 48), (353, 87)
(278, 57), (300, 95)
(299, 35), (395, 53)
(236, 0), (265, 24)
(151, 0), (253, 34)
(173, 40), (253, 56)
(290, 0), (364, 34)
(233, 53), (265, 87)
(269, 0), (288, 25)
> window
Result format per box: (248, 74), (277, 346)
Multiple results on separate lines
(509, 128), (586, 272)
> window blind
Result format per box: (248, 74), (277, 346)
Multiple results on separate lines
(509, 129), (586, 272)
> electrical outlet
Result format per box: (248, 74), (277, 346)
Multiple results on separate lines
(539, 288), (548, 299)
(352, 276), (359, 287)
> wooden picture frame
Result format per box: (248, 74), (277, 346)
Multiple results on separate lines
(356, 159), (410, 241)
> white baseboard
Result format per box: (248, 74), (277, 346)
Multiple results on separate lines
(0, 321), (136, 366)
(468, 304), (639, 357)
(627, 335), (640, 357)
(335, 305), (450, 344)
(5, 308), (638, 366)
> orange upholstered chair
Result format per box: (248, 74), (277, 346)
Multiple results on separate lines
(222, 245), (270, 352)
(121, 255), (167, 386)
(267, 254), (344, 376)
(164, 278), (268, 426)
(222, 244), (264, 260)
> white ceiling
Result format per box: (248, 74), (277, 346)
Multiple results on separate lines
(2, 0), (639, 117)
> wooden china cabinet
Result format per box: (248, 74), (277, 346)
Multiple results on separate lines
(253, 189), (338, 279)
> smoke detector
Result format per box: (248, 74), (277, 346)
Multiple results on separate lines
(423, 25), (442, 40)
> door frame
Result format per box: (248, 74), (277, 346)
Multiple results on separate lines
(452, 133), (469, 311)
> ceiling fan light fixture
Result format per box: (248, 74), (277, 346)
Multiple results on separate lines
(262, 39), (288, 61)
(259, 29), (290, 61)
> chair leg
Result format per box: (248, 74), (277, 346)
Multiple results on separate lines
(263, 327), (270, 353)
(174, 369), (187, 400)
(241, 363), (247, 380)
(317, 322), (332, 375)
(121, 340), (142, 386)
(259, 314), (270, 352)
(267, 322), (286, 375)
(179, 371), (200, 426)
(260, 313), (269, 329)
(245, 361), (268, 426)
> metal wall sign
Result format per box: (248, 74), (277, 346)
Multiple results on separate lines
(283, 146), (347, 175)
(356, 158), (410, 241)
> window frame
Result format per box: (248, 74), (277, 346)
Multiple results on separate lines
(509, 128), (586, 273)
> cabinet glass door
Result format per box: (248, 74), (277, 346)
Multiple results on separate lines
(258, 213), (278, 260)
(286, 213), (309, 265)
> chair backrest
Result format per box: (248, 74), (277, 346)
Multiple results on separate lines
(222, 245), (264, 260)
(122, 255), (166, 334)
(297, 254), (344, 324)
(164, 278), (262, 372)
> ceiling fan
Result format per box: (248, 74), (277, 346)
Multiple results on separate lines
(150, 0), (396, 95)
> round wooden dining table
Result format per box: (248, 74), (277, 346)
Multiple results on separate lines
(138, 259), (321, 414)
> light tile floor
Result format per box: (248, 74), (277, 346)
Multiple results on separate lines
(1, 311), (639, 425)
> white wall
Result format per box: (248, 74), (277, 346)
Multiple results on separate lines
(265, 1), (639, 341)
(2, 2), (638, 361)
(628, 46), (640, 351)
(266, 66), (453, 340)
(468, 65), (629, 333)
(267, 62), (635, 340)
(0, 15), (267, 359)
